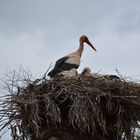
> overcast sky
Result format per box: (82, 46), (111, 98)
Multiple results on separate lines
(0, 0), (140, 139)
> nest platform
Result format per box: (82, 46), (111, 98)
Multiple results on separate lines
(1, 74), (140, 140)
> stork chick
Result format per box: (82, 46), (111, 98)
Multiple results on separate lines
(48, 35), (96, 78)
(80, 67), (92, 77)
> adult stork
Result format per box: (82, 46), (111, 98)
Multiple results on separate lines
(48, 35), (96, 78)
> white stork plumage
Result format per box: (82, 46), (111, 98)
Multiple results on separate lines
(58, 68), (78, 78)
(48, 35), (96, 78)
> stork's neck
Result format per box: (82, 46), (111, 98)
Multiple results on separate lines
(76, 43), (84, 57)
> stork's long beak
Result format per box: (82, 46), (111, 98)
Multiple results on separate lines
(86, 40), (97, 51)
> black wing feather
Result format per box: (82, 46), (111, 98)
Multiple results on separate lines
(48, 56), (69, 77)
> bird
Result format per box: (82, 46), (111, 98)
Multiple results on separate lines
(48, 35), (96, 78)
(58, 68), (78, 78)
(79, 67), (120, 80)
(80, 67), (91, 77)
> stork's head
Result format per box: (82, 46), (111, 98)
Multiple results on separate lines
(80, 35), (97, 51)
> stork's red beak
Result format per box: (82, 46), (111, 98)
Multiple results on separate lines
(86, 40), (97, 51)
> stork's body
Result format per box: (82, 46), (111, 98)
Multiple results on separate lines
(58, 68), (78, 78)
(48, 35), (96, 78)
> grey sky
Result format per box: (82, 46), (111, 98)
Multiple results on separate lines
(0, 0), (140, 139)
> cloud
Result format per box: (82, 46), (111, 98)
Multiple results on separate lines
(1, 0), (140, 139)
(0, 0), (140, 78)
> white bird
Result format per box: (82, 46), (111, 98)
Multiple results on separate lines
(58, 68), (78, 78)
(48, 35), (96, 78)
(80, 68), (120, 80)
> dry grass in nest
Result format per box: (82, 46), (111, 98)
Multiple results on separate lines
(0, 70), (140, 140)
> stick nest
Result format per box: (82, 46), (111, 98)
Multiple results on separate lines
(1, 72), (140, 140)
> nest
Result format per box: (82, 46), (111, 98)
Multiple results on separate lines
(0, 72), (140, 140)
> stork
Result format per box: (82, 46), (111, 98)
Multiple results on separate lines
(80, 67), (91, 77)
(48, 35), (96, 78)
(58, 68), (78, 78)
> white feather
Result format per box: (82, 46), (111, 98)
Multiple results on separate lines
(65, 52), (81, 65)
(58, 68), (78, 78)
